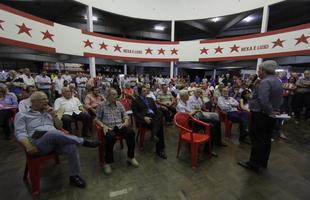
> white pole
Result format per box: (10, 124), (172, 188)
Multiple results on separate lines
(87, 6), (96, 77)
(257, 5), (270, 72)
(170, 20), (175, 78)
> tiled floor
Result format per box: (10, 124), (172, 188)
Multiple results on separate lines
(1, 120), (310, 200)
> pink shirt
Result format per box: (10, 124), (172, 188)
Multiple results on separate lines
(84, 94), (105, 109)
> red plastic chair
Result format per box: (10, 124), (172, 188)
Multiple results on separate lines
(95, 122), (124, 164)
(23, 152), (60, 195)
(135, 124), (150, 150)
(216, 106), (233, 137)
(119, 98), (134, 126)
(22, 128), (69, 196)
(174, 112), (212, 169)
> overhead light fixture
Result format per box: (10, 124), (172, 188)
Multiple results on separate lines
(154, 25), (165, 31)
(84, 16), (98, 21)
(211, 17), (220, 22)
(243, 16), (253, 22)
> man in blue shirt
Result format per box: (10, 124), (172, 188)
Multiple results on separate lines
(238, 60), (283, 172)
(15, 91), (99, 188)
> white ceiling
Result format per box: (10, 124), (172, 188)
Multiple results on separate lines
(75, 0), (284, 21)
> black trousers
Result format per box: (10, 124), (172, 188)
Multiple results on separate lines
(160, 106), (176, 122)
(105, 127), (135, 163)
(0, 109), (13, 137)
(294, 92), (310, 120)
(141, 112), (165, 152)
(249, 112), (275, 168)
(62, 112), (92, 137)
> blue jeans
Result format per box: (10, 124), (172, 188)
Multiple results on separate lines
(32, 129), (84, 176)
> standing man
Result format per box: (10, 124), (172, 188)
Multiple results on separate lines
(75, 73), (88, 103)
(35, 70), (52, 103)
(238, 60), (283, 172)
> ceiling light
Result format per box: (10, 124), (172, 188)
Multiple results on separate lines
(211, 17), (220, 22)
(243, 16), (253, 22)
(154, 25), (165, 31)
(84, 16), (98, 21)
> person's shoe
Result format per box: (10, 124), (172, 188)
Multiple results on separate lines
(238, 161), (261, 173)
(69, 176), (86, 188)
(127, 158), (139, 167)
(211, 151), (218, 157)
(239, 138), (251, 145)
(217, 142), (228, 147)
(156, 151), (167, 159)
(83, 139), (99, 148)
(103, 164), (112, 175)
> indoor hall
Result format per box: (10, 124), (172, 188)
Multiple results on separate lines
(0, 0), (310, 199)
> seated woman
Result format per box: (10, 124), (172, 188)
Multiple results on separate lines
(84, 87), (106, 116)
(0, 86), (18, 139)
(177, 89), (226, 147)
(239, 89), (251, 112)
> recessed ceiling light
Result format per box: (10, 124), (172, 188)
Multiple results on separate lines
(211, 17), (220, 22)
(84, 16), (98, 21)
(243, 16), (253, 22)
(154, 25), (165, 31)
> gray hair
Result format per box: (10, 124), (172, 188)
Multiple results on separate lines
(106, 88), (117, 97)
(259, 60), (278, 75)
(30, 91), (46, 101)
(179, 90), (189, 99)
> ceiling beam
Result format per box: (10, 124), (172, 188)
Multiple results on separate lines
(182, 21), (214, 33)
(217, 11), (254, 34)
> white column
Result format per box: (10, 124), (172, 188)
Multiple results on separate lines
(175, 66), (178, 76)
(213, 68), (217, 79)
(124, 64), (127, 75)
(257, 5), (269, 72)
(170, 20), (175, 78)
(87, 6), (96, 77)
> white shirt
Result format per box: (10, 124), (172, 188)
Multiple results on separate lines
(54, 97), (82, 115)
(35, 75), (51, 89)
(22, 75), (35, 86)
(75, 76), (88, 88)
(18, 97), (32, 113)
(176, 100), (191, 112)
(53, 77), (64, 95)
(62, 74), (72, 83)
(217, 96), (239, 112)
(187, 95), (204, 112)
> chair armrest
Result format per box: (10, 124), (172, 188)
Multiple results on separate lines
(190, 116), (212, 134)
(60, 129), (70, 135)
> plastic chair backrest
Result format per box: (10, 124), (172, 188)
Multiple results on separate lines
(174, 112), (192, 135)
(119, 98), (132, 111)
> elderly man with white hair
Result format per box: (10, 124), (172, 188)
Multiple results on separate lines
(238, 60), (283, 173)
(180, 89), (226, 147)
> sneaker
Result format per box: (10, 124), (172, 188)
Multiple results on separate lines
(103, 164), (112, 175)
(127, 158), (139, 167)
(83, 139), (99, 148)
(69, 176), (86, 188)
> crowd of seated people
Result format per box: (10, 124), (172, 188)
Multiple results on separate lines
(0, 66), (309, 190)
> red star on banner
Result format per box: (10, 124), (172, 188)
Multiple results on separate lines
(214, 46), (223, 54)
(99, 42), (108, 50)
(158, 48), (165, 55)
(114, 44), (122, 52)
(41, 30), (54, 42)
(171, 48), (178, 55)
(145, 48), (153, 54)
(83, 39), (93, 48)
(272, 38), (285, 48)
(295, 34), (310, 45)
(200, 47), (209, 54)
(0, 20), (4, 30)
(16, 23), (32, 37)
(230, 44), (239, 53)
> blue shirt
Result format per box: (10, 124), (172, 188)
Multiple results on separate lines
(14, 110), (56, 141)
(0, 94), (18, 106)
